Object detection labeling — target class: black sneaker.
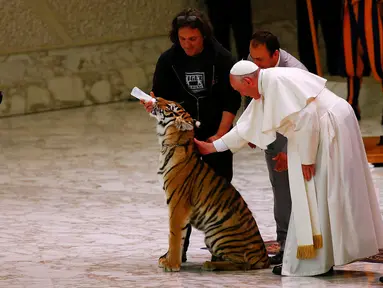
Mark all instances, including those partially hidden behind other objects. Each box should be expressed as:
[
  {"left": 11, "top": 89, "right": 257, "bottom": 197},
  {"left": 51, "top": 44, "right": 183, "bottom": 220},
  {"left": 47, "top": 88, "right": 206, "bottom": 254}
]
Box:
[
  {"left": 272, "top": 264, "right": 282, "bottom": 275},
  {"left": 269, "top": 251, "right": 283, "bottom": 265}
]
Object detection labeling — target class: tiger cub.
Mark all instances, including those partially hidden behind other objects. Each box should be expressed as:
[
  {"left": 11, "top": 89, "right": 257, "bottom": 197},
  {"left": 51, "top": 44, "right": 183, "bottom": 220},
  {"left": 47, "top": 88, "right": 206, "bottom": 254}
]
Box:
[{"left": 149, "top": 97, "right": 270, "bottom": 272}]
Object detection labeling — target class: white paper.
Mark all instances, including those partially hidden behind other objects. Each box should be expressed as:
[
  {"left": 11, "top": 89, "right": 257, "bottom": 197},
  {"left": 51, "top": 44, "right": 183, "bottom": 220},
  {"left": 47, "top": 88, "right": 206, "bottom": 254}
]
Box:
[{"left": 130, "top": 87, "right": 156, "bottom": 102}]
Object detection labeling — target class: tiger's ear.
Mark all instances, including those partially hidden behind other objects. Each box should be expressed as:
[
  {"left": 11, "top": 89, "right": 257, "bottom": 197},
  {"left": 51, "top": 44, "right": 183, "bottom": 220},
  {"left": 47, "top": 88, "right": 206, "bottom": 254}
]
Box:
[{"left": 175, "top": 116, "right": 194, "bottom": 131}]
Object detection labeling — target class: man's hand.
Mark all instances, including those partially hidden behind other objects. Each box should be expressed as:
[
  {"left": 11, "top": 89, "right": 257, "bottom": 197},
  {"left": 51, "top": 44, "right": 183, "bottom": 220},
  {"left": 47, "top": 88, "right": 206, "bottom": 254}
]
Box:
[
  {"left": 140, "top": 91, "right": 156, "bottom": 113},
  {"left": 248, "top": 142, "right": 256, "bottom": 149},
  {"left": 302, "top": 164, "right": 315, "bottom": 181},
  {"left": 273, "top": 152, "right": 288, "bottom": 172},
  {"left": 194, "top": 138, "right": 217, "bottom": 155}
]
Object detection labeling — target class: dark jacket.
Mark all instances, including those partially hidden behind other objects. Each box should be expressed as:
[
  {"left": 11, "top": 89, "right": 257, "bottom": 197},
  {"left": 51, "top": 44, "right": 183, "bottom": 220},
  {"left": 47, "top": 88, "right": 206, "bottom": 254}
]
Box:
[{"left": 152, "top": 39, "right": 242, "bottom": 141}]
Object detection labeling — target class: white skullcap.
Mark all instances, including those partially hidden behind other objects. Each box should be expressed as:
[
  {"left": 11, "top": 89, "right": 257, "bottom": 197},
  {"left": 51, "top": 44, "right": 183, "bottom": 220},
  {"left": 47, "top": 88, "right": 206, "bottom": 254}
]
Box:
[{"left": 230, "top": 60, "right": 259, "bottom": 76}]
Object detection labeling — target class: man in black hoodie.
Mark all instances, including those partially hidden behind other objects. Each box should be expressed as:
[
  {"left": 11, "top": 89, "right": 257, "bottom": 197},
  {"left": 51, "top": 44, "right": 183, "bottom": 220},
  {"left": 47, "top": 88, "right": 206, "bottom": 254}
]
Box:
[{"left": 143, "top": 8, "right": 241, "bottom": 262}]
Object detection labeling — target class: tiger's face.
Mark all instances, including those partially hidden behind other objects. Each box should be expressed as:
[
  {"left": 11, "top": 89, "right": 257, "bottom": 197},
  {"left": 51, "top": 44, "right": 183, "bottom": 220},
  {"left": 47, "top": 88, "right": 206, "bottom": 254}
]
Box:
[{"left": 150, "top": 97, "right": 200, "bottom": 131}]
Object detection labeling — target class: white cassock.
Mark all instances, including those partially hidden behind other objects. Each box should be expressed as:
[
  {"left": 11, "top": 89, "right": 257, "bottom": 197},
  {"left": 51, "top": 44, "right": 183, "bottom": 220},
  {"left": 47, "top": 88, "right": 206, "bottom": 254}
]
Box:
[{"left": 215, "top": 67, "right": 383, "bottom": 276}]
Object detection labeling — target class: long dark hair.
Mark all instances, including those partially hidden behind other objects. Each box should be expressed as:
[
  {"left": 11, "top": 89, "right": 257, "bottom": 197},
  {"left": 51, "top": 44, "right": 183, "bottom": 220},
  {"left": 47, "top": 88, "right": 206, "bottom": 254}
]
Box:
[{"left": 169, "top": 8, "right": 214, "bottom": 44}]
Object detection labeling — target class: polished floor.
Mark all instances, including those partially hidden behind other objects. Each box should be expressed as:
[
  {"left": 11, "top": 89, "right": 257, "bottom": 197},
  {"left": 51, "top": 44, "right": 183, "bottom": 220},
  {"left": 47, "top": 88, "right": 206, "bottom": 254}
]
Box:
[{"left": 1, "top": 89, "right": 383, "bottom": 287}]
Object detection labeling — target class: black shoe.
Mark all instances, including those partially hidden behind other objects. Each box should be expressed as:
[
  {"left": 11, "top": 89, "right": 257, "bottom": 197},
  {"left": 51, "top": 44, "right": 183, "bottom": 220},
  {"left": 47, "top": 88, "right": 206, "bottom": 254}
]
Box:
[
  {"left": 380, "top": 276, "right": 383, "bottom": 283},
  {"left": 160, "top": 251, "right": 187, "bottom": 263},
  {"left": 272, "top": 264, "right": 282, "bottom": 275},
  {"left": 211, "top": 255, "right": 224, "bottom": 261},
  {"left": 269, "top": 251, "right": 284, "bottom": 265}
]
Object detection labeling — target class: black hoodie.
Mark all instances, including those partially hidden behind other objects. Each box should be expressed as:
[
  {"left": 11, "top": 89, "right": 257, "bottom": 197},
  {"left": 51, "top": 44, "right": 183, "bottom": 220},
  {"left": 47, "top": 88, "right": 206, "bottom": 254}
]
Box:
[{"left": 151, "top": 39, "right": 242, "bottom": 141}]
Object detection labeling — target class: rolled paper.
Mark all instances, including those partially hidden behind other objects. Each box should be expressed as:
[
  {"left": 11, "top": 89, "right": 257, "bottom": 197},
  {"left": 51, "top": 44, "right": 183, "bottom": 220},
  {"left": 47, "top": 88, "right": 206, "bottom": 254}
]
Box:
[{"left": 130, "top": 87, "right": 156, "bottom": 103}]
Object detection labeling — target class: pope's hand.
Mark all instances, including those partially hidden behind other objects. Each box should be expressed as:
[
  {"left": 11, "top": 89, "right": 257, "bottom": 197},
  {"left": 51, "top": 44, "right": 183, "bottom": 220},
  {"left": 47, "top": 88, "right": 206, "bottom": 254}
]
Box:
[
  {"left": 194, "top": 138, "right": 217, "bottom": 155},
  {"left": 140, "top": 91, "right": 156, "bottom": 112},
  {"left": 302, "top": 164, "right": 315, "bottom": 181}
]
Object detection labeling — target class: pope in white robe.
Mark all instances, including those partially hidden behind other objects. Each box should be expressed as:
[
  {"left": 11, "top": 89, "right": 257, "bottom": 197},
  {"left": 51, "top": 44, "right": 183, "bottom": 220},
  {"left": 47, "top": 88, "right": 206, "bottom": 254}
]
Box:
[{"left": 194, "top": 60, "right": 383, "bottom": 276}]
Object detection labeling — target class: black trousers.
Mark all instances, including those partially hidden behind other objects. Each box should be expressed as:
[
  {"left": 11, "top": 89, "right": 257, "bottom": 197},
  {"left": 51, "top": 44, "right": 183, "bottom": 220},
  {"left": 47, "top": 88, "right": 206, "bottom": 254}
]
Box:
[
  {"left": 296, "top": 0, "right": 343, "bottom": 75},
  {"left": 202, "top": 150, "right": 233, "bottom": 182},
  {"left": 205, "top": 0, "right": 253, "bottom": 60}
]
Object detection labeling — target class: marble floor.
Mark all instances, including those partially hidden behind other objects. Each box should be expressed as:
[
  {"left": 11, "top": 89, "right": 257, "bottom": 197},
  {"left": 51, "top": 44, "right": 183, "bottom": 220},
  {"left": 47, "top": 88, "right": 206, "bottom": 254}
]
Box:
[{"left": 1, "top": 80, "right": 383, "bottom": 287}]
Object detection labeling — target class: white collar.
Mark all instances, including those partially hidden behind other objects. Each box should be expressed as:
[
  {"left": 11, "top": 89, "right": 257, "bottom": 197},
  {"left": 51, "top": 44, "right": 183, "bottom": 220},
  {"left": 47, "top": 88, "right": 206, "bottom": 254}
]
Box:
[
  {"left": 258, "top": 69, "right": 264, "bottom": 95},
  {"left": 258, "top": 51, "right": 279, "bottom": 96},
  {"left": 275, "top": 50, "right": 281, "bottom": 67}
]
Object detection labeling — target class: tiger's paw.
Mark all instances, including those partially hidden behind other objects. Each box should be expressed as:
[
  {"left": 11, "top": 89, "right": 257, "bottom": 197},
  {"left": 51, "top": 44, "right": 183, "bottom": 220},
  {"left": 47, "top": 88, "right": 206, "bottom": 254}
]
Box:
[
  {"left": 202, "top": 261, "right": 217, "bottom": 271},
  {"left": 158, "top": 257, "right": 181, "bottom": 272}
]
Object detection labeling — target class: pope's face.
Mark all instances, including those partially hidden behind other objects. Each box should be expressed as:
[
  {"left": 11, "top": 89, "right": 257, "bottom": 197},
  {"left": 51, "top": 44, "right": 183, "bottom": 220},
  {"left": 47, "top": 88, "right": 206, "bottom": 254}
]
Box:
[
  {"left": 230, "top": 74, "right": 261, "bottom": 100},
  {"left": 230, "top": 75, "right": 247, "bottom": 97},
  {"left": 230, "top": 75, "right": 246, "bottom": 96}
]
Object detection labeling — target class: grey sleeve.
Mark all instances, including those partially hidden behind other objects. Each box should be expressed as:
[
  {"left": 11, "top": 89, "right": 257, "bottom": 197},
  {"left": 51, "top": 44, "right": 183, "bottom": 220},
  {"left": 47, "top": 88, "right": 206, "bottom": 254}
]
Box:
[
  {"left": 280, "top": 49, "right": 308, "bottom": 71},
  {"left": 292, "top": 61, "right": 308, "bottom": 71}
]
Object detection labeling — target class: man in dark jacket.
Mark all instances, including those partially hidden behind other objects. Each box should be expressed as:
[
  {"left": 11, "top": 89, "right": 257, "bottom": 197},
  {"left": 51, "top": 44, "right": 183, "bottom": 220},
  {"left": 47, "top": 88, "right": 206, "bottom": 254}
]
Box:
[{"left": 144, "top": 8, "right": 241, "bottom": 262}]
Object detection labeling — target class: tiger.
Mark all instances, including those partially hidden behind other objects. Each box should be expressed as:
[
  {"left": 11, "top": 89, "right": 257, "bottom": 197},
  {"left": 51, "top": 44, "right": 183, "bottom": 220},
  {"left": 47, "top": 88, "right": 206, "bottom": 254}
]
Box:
[{"left": 148, "top": 97, "right": 270, "bottom": 272}]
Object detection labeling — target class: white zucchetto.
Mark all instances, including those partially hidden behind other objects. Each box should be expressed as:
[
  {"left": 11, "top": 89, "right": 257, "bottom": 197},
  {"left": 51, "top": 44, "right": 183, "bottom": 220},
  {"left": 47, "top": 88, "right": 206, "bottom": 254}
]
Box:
[{"left": 230, "top": 60, "right": 259, "bottom": 76}]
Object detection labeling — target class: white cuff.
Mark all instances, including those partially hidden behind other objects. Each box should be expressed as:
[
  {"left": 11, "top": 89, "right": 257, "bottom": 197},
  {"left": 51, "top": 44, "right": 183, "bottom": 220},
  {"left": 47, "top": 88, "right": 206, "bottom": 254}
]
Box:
[
  {"left": 213, "top": 139, "right": 229, "bottom": 152},
  {"left": 220, "top": 126, "right": 248, "bottom": 153}
]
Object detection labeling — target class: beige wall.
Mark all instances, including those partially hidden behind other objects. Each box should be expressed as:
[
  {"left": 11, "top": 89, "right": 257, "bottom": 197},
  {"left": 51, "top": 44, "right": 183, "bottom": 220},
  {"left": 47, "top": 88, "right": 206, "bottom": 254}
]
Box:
[
  {"left": 0, "top": 0, "right": 328, "bottom": 117},
  {"left": 0, "top": 0, "right": 200, "bottom": 117},
  {"left": 0, "top": 0, "right": 200, "bottom": 55}
]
